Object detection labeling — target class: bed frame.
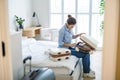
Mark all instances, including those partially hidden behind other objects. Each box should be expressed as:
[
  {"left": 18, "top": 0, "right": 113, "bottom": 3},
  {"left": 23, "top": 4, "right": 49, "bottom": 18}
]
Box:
[{"left": 26, "top": 59, "right": 83, "bottom": 80}]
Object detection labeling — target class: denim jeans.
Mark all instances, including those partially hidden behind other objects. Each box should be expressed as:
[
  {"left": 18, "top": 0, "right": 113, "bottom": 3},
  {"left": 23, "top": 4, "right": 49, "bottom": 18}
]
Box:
[{"left": 69, "top": 47, "right": 90, "bottom": 73}]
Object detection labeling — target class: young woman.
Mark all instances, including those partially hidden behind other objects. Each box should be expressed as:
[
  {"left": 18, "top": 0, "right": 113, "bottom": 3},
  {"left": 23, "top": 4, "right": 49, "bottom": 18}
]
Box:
[{"left": 58, "top": 15, "right": 95, "bottom": 78}]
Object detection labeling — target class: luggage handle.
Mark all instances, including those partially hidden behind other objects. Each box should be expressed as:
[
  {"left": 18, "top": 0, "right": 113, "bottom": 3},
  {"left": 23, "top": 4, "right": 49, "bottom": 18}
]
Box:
[
  {"left": 23, "top": 56, "right": 32, "bottom": 64},
  {"left": 23, "top": 56, "right": 32, "bottom": 76}
]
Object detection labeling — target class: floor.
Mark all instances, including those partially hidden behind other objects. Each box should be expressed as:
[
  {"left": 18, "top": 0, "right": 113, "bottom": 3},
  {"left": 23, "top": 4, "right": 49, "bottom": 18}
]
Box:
[{"left": 82, "top": 51, "right": 102, "bottom": 80}]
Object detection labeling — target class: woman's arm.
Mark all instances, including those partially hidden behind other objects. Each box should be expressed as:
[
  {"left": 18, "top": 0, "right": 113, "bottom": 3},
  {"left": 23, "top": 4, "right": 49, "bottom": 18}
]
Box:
[
  {"left": 72, "top": 33, "right": 85, "bottom": 39},
  {"left": 64, "top": 42, "right": 76, "bottom": 47},
  {"left": 58, "top": 30, "right": 64, "bottom": 46},
  {"left": 58, "top": 30, "right": 76, "bottom": 47},
  {"left": 72, "top": 34, "right": 80, "bottom": 39}
]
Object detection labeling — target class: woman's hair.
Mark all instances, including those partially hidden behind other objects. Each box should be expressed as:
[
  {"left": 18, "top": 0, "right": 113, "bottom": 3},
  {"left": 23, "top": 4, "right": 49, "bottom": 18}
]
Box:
[{"left": 67, "top": 15, "right": 76, "bottom": 25}]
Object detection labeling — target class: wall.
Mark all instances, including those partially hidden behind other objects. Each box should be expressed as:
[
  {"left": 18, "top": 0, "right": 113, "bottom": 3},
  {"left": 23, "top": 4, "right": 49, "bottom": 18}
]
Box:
[
  {"left": 8, "top": 0, "right": 33, "bottom": 79},
  {"left": 102, "top": 0, "right": 120, "bottom": 80},
  {"left": 10, "top": 32, "right": 23, "bottom": 80},
  {"left": 32, "top": 0, "right": 49, "bottom": 27},
  {"left": 8, "top": 0, "right": 33, "bottom": 31},
  {"left": 8, "top": 0, "right": 49, "bottom": 30}
]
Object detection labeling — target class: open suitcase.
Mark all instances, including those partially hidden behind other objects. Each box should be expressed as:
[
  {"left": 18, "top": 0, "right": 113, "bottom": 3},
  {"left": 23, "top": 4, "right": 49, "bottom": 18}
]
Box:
[
  {"left": 21, "top": 56, "right": 55, "bottom": 80},
  {"left": 75, "top": 34, "right": 98, "bottom": 53}
]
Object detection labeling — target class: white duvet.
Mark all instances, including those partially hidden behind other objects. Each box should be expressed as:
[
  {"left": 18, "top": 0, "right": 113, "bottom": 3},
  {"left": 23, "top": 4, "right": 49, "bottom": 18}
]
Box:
[{"left": 22, "top": 38, "right": 78, "bottom": 70}]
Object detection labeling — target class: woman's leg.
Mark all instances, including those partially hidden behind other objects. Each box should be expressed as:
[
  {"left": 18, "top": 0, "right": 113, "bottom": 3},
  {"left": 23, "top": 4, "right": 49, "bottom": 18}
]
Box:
[{"left": 69, "top": 47, "right": 90, "bottom": 73}]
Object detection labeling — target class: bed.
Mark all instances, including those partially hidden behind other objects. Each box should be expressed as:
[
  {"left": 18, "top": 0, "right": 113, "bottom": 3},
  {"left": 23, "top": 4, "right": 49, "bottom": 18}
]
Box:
[{"left": 22, "top": 37, "right": 83, "bottom": 80}]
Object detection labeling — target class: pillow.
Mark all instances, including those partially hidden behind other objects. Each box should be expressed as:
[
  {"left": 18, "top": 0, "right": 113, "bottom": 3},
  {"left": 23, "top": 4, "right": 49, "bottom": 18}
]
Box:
[{"left": 48, "top": 48, "right": 71, "bottom": 61}]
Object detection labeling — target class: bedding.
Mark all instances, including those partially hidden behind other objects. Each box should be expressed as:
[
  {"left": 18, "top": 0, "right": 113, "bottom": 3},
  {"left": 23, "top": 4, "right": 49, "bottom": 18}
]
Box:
[
  {"left": 22, "top": 38, "right": 82, "bottom": 80},
  {"left": 22, "top": 40, "right": 78, "bottom": 70}
]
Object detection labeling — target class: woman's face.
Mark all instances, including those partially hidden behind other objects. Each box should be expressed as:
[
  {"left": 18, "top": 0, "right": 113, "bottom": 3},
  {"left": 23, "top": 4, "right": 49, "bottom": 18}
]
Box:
[{"left": 67, "top": 24, "right": 75, "bottom": 29}]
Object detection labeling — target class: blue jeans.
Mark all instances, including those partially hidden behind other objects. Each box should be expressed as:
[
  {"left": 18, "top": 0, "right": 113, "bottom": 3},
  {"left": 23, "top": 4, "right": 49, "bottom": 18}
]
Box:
[{"left": 69, "top": 47, "right": 90, "bottom": 73}]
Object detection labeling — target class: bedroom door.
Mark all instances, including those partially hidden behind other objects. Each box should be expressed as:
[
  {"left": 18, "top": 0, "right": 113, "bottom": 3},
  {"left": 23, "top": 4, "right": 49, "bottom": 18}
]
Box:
[
  {"left": 0, "top": 27, "right": 4, "bottom": 80},
  {"left": 0, "top": 0, "right": 12, "bottom": 80}
]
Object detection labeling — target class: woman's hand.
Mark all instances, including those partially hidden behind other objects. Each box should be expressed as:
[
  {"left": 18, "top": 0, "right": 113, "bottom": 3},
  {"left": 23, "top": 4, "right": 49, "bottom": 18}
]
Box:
[
  {"left": 64, "top": 43, "right": 76, "bottom": 47},
  {"left": 70, "top": 43, "right": 77, "bottom": 47},
  {"left": 73, "top": 33, "right": 86, "bottom": 39},
  {"left": 78, "top": 33, "right": 86, "bottom": 36}
]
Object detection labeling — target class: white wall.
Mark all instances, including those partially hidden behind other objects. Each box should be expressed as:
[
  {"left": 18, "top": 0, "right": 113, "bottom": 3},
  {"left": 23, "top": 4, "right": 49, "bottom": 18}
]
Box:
[
  {"left": 32, "top": 0, "right": 49, "bottom": 27},
  {"left": 8, "top": 0, "right": 49, "bottom": 31},
  {"left": 8, "top": 0, "right": 33, "bottom": 79},
  {"left": 8, "top": 0, "right": 33, "bottom": 31},
  {"left": 10, "top": 32, "right": 23, "bottom": 80}
]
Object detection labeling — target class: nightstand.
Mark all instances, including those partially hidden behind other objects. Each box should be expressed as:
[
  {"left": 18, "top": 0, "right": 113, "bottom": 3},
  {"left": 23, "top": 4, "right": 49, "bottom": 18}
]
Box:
[{"left": 22, "top": 27, "right": 42, "bottom": 38}]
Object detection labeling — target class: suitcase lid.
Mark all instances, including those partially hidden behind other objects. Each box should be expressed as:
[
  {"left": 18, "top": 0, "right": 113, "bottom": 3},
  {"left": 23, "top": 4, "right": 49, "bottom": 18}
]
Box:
[{"left": 80, "top": 34, "right": 98, "bottom": 50}]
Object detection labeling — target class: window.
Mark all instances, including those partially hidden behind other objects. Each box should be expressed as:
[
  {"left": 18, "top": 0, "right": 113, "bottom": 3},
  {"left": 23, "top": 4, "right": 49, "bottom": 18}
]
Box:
[{"left": 50, "top": 0, "right": 103, "bottom": 42}]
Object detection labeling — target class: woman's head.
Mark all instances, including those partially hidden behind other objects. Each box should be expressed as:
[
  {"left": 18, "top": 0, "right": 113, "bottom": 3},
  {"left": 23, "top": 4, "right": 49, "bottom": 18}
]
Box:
[{"left": 66, "top": 15, "right": 76, "bottom": 29}]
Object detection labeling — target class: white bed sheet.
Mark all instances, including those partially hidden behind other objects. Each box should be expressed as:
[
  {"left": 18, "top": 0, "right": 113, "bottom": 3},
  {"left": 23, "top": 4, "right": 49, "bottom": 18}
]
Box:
[{"left": 22, "top": 38, "right": 78, "bottom": 70}]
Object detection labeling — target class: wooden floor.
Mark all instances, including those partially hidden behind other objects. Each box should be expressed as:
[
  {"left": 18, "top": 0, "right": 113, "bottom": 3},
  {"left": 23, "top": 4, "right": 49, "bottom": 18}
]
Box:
[{"left": 82, "top": 51, "right": 102, "bottom": 80}]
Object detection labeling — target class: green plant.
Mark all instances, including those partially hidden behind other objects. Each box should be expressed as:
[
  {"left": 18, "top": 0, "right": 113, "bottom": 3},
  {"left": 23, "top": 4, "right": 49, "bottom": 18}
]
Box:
[
  {"left": 99, "top": 0, "right": 105, "bottom": 35},
  {"left": 100, "top": 21, "right": 104, "bottom": 35},
  {"left": 15, "top": 15, "right": 25, "bottom": 25},
  {"left": 99, "top": 0, "right": 105, "bottom": 15}
]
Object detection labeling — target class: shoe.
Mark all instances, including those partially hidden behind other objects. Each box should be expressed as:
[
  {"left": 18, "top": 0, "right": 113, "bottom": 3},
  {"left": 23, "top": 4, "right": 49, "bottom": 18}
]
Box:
[
  {"left": 90, "top": 70, "right": 95, "bottom": 74},
  {"left": 83, "top": 71, "right": 95, "bottom": 79}
]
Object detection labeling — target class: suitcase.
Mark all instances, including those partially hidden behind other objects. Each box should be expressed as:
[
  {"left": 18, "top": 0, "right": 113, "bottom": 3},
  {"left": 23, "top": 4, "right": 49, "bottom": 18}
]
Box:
[
  {"left": 75, "top": 34, "right": 98, "bottom": 54},
  {"left": 48, "top": 48, "right": 71, "bottom": 61},
  {"left": 75, "top": 42, "right": 92, "bottom": 53},
  {"left": 21, "top": 56, "right": 55, "bottom": 80},
  {"left": 80, "top": 34, "right": 98, "bottom": 50}
]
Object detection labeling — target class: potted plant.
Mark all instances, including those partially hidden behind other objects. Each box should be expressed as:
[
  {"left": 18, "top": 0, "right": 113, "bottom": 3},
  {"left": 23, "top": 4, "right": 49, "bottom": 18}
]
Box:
[{"left": 15, "top": 15, "right": 25, "bottom": 30}]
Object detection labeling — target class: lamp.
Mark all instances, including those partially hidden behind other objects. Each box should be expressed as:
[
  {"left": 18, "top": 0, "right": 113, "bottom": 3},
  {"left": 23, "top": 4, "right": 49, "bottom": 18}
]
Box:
[{"left": 32, "top": 12, "right": 41, "bottom": 27}]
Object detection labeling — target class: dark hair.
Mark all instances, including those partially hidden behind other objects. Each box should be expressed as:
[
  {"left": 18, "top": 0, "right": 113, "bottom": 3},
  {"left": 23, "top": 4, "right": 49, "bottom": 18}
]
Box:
[{"left": 67, "top": 15, "right": 76, "bottom": 25}]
